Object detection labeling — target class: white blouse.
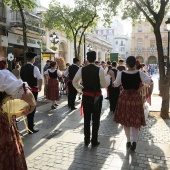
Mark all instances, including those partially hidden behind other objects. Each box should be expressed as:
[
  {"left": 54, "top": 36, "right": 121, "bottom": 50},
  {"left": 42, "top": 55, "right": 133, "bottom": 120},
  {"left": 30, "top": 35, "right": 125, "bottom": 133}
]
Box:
[
  {"left": 44, "top": 69, "right": 62, "bottom": 77},
  {"left": 113, "top": 70, "right": 153, "bottom": 87},
  {"left": 73, "top": 64, "right": 111, "bottom": 93},
  {"left": 0, "top": 70, "right": 27, "bottom": 99}
]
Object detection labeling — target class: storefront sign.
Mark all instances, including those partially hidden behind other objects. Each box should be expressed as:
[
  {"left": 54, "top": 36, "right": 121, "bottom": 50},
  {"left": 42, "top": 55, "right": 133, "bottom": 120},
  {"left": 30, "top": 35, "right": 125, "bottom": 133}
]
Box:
[{"left": 8, "top": 33, "right": 41, "bottom": 48}]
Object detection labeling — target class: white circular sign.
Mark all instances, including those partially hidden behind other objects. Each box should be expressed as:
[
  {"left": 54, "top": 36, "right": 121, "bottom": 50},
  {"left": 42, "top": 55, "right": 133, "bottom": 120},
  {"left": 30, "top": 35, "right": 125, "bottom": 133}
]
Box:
[{"left": 8, "top": 53, "right": 14, "bottom": 61}]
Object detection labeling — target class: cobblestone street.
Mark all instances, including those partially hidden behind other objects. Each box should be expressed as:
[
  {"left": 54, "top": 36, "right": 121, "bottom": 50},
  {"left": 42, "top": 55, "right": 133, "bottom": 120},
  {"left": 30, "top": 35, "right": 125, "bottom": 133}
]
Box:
[{"left": 17, "top": 73, "right": 170, "bottom": 170}]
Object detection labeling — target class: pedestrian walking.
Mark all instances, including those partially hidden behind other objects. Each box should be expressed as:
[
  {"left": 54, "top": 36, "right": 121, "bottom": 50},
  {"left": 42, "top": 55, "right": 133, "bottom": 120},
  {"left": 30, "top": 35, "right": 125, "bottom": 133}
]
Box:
[
  {"left": 44, "top": 61, "right": 62, "bottom": 109},
  {"left": 117, "top": 59, "right": 126, "bottom": 71},
  {"left": 113, "top": 56, "right": 153, "bottom": 151},
  {"left": 64, "top": 58, "right": 80, "bottom": 110},
  {"left": 0, "top": 65, "right": 36, "bottom": 170},
  {"left": 73, "top": 51, "right": 112, "bottom": 147},
  {"left": 20, "top": 51, "right": 43, "bottom": 134}
]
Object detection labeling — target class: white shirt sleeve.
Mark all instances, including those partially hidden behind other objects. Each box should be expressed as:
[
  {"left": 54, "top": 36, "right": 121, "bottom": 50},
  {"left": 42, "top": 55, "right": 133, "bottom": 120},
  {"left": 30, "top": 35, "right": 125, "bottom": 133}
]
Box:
[
  {"left": 99, "top": 68, "right": 110, "bottom": 88},
  {"left": 72, "top": 68, "right": 83, "bottom": 93},
  {"left": 44, "top": 69, "right": 49, "bottom": 75},
  {"left": 113, "top": 71, "right": 122, "bottom": 87},
  {"left": 64, "top": 67, "right": 69, "bottom": 77},
  {"left": 139, "top": 71, "right": 153, "bottom": 85},
  {"left": 57, "top": 70, "right": 62, "bottom": 77},
  {"left": 0, "top": 70, "right": 24, "bottom": 98},
  {"left": 34, "top": 66, "right": 43, "bottom": 80}
]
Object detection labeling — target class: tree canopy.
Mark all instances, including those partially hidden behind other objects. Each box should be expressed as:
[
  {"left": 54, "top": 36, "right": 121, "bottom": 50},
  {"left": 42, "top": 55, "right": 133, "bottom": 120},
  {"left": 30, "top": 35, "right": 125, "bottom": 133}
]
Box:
[{"left": 115, "top": 0, "right": 170, "bottom": 117}]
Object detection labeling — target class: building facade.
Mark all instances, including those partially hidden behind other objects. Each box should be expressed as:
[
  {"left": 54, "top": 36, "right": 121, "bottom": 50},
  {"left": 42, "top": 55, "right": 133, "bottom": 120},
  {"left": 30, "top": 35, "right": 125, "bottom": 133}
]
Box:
[
  {"left": 0, "top": 0, "right": 44, "bottom": 71},
  {"left": 0, "top": 0, "right": 8, "bottom": 61},
  {"left": 95, "top": 21, "right": 131, "bottom": 60},
  {"left": 131, "top": 19, "right": 169, "bottom": 64}
]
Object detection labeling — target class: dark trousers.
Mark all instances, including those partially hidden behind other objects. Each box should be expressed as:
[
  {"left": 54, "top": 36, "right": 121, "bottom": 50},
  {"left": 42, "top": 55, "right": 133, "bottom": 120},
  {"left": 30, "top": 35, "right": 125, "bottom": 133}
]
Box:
[
  {"left": 82, "top": 95, "right": 103, "bottom": 144},
  {"left": 27, "top": 92, "right": 38, "bottom": 130},
  {"left": 108, "top": 87, "right": 120, "bottom": 113},
  {"left": 67, "top": 82, "right": 77, "bottom": 109}
]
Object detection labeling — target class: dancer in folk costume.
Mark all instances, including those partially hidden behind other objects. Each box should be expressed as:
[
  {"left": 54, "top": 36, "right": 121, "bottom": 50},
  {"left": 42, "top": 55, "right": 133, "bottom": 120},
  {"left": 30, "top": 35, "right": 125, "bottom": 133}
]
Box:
[
  {"left": 44, "top": 61, "right": 62, "bottom": 109},
  {"left": 113, "top": 56, "right": 153, "bottom": 151},
  {"left": 73, "top": 51, "right": 113, "bottom": 147},
  {"left": 64, "top": 58, "right": 80, "bottom": 110},
  {"left": 0, "top": 62, "right": 36, "bottom": 170},
  {"left": 20, "top": 51, "right": 43, "bottom": 134},
  {"left": 107, "top": 61, "right": 120, "bottom": 113}
]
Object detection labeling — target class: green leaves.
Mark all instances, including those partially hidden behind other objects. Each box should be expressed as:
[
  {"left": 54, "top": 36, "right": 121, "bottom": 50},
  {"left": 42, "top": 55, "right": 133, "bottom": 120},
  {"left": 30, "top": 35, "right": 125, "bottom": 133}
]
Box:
[{"left": 4, "top": 0, "right": 37, "bottom": 11}]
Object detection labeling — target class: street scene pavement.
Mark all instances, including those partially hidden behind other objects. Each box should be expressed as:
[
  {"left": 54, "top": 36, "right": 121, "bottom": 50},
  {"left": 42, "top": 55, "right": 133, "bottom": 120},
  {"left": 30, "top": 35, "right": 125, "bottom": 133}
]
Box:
[{"left": 17, "top": 73, "right": 170, "bottom": 170}]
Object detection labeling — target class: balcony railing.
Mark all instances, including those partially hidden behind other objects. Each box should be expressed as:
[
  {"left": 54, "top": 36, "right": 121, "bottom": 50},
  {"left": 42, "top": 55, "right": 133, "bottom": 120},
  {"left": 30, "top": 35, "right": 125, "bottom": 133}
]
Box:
[
  {"left": 10, "top": 11, "right": 45, "bottom": 35},
  {"left": 0, "top": 2, "right": 6, "bottom": 23}
]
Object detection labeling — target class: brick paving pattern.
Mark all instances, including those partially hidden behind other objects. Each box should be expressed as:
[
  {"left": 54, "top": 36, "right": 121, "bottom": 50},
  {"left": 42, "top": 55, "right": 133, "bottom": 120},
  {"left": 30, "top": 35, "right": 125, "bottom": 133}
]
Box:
[{"left": 21, "top": 73, "right": 170, "bottom": 170}]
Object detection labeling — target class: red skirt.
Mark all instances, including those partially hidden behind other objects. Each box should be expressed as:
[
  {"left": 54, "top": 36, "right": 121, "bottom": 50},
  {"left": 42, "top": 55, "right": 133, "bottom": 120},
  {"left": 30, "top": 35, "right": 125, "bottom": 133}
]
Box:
[
  {"left": 114, "top": 89, "right": 146, "bottom": 128},
  {"left": 0, "top": 111, "right": 27, "bottom": 170},
  {"left": 46, "top": 78, "right": 59, "bottom": 100}
]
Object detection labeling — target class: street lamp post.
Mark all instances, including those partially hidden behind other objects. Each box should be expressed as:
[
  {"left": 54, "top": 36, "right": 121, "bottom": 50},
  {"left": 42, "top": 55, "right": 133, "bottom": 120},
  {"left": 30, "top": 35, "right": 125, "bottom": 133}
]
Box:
[
  {"left": 87, "top": 44, "right": 93, "bottom": 51},
  {"left": 165, "top": 18, "right": 170, "bottom": 67},
  {"left": 49, "top": 32, "right": 59, "bottom": 46}
]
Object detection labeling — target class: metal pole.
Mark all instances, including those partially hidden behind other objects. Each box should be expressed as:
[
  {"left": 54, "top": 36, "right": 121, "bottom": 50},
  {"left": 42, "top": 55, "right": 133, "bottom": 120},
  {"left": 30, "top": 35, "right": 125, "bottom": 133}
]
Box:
[
  {"left": 168, "top": 31, "right": 170, "bottom": 67},
  {"left": 84, "top": 34, "right": 86, "bottom": 63}
]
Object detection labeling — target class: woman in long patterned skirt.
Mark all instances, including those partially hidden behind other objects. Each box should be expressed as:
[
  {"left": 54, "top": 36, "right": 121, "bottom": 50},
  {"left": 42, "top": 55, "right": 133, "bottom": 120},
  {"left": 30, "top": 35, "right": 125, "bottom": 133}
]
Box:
[
  {"left": 0, "top": 62, "right": 36, "bottom": 170},
  {"left": 44, "top": 62, "right": 62, "bottom": 109},
  {"left": 112, "top": 56, "right": 153, "bottom": 151}
]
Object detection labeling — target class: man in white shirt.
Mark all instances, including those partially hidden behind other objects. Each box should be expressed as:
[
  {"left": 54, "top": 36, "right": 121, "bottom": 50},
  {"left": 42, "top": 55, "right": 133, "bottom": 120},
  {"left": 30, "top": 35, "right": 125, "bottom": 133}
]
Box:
[
  {"left": 73, "top": 51, "right": 113, "bottom": 147},
  {"left": 20, "top": 51, "right": 43, "bottom": 134}
]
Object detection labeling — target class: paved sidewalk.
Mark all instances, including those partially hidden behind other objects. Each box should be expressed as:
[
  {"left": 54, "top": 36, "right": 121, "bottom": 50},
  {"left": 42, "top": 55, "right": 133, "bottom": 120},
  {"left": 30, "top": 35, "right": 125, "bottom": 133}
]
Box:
[{"left": 19, "top": 73, "right": 170, "bottom": 170}]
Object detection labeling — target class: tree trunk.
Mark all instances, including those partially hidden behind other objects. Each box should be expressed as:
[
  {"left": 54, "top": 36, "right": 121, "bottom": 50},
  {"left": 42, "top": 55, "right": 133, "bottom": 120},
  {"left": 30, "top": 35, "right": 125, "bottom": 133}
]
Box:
[
  {"left": 160, "top": 72, "right": 170, "bottom": 118},
  {"left": 154, "top": 29, "right": 170, "bottom": 118},
  {"left": 15, "top": 0, "right": 28, "bottom": 60},
  {"left": 74, "top": 36, "right": 78, "bottom": 58}
]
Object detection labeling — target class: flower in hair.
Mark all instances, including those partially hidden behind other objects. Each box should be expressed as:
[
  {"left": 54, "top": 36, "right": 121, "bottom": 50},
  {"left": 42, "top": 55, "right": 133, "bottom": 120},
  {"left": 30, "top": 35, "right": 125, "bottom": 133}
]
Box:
[{"left": 0, "top": 62, "right": 5, "bottom": 68}]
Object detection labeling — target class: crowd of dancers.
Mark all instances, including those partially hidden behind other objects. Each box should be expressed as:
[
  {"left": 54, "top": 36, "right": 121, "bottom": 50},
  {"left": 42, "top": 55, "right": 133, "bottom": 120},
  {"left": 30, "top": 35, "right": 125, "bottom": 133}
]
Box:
[{"left": 0, "top": 51, "right": 153, "bottom": 169}]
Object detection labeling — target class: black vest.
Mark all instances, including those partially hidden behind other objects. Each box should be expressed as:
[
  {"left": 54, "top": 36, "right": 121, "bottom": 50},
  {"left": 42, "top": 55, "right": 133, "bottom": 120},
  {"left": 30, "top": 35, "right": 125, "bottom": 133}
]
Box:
[
  {"left": 48, "top": 70, "right": 58, "bottom": 78},
  {"left": 82, "top": 64, "right": 101, "bottom": 92},
  {"left": 121, "top": 71, "right": 141, "bottom": 90},
  {"left": 68, "top": 64, "right": 79, "bottom": 80},
  {"left": 109, "top": 68, "right": 118, "bottom": 87},
  {"left": 20, "top": 64, "right": 37, "bottom": 88}
]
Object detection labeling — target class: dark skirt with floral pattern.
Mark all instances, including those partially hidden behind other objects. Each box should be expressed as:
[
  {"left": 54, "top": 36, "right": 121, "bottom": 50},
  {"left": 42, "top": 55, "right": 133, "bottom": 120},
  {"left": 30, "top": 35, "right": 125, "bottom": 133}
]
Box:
[
  {"left": 0, "top": 111, "right": 27, "bottom": 170},
  {"left": 114, "top": 89, "right": 146, "bottom": 128},
  {"left": 46, "top": 78, "right": 59, "bottom": 100}
]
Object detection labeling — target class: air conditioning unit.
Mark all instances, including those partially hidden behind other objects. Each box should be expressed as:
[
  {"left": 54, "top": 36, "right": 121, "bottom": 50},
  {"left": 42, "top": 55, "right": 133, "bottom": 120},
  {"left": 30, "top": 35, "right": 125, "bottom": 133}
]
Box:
[{"left": 0, "top": 36, "right": 8, "bottom": 47}]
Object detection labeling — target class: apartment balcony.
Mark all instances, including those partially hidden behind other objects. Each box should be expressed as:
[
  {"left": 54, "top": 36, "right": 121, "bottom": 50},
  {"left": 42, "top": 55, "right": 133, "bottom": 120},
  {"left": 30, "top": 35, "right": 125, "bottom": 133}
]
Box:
[
  {"left": 9, "top": 11, "right": 45, "bottom": 35},
  {"left": 0, "top": 2, "right": 6, "bottom": 23}
]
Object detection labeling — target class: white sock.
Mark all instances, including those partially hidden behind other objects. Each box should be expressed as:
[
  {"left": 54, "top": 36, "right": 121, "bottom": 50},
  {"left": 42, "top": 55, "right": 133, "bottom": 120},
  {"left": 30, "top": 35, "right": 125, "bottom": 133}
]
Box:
[
  {"left": 132, "top": 127, "right": 139, "bottom": 142},
  {"left": 124, "top": 126, "right": 131, "bottom": 142}
]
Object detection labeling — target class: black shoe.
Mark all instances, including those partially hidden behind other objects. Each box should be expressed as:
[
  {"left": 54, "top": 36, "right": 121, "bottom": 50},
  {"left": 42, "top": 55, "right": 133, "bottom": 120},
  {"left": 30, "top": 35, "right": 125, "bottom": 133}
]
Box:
[
  {"left": 105, "top": 97, "right": 109, "bottom": 99},
  {"left": 84, "top": 142, "right": 90, "bottom": 147},
  {"left": 130, "top": 142, "right": 136, "bottom": 151},
  {"left": 91, "top": 141, "right": 100, "bottom": 147},
  {"left": 55, "top": 104, "right": 59, "bottom": 106},
  {"left": 28, "top": 129, "right": 39, "bottom": 134},
  {"left": 51, "top": 105, "right": 56, "bottom": 110},
  {"left": 71, "top": 107, "right": 77, "bottom": 110},
  {"left": 126, "top": 142, "right": 131, "bottom": 148}
]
